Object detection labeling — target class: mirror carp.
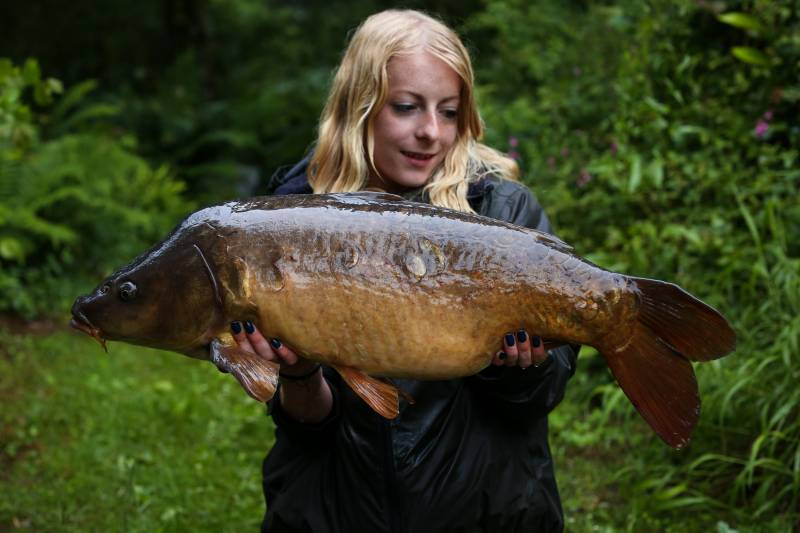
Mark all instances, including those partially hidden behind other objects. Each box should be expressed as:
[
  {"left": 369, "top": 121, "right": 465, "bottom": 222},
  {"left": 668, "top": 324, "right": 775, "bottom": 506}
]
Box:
[{"left": 71, "top": 192, "right": 736, "bottom": 448}]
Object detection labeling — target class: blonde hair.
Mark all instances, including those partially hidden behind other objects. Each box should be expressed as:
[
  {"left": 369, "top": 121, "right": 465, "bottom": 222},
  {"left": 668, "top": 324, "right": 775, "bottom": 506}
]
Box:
[{"left": 309, "top": 9, "right": 519, "bottom": 212}]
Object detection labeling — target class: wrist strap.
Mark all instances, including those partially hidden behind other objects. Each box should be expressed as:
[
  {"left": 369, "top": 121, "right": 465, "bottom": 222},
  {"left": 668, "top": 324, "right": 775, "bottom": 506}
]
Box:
[{"left": 279, "top": 363, "right": 322, "bottom": 381}]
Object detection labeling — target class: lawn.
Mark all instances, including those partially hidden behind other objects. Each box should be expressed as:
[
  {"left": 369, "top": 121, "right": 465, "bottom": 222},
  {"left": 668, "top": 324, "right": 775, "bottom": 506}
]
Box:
[
  {"left": 1, "top": 326, "right": 273, "bottom": 532},
  {"left": 0, "top": 324, "right": 781, "bottom": 532}
]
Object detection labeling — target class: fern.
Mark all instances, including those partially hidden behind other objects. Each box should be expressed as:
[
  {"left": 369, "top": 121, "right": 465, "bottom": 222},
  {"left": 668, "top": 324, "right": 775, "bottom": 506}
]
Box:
[{"left": 0, "top": 59, "right": 192, "bottom": 317}]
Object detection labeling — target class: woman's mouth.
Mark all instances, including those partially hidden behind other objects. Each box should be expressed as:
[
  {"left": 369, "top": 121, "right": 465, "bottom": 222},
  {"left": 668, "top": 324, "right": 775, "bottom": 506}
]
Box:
[{"left": 401, "top": 151, "right": 436, "bottom": 166}]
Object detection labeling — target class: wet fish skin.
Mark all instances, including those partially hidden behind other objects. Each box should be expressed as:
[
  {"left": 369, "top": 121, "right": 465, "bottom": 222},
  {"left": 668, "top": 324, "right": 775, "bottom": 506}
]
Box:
[
  {"left": 217, "top": 198, "right": 629, "bottom": 377},
  {"left": 71, "top": 192, "right": 736, "bottom": 448}
]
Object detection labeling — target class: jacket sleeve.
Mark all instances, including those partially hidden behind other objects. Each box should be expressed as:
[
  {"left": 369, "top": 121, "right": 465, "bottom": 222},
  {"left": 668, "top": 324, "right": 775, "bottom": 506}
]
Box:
[{"left": 467, "top": 180, "right": 579, "bottom": 420}]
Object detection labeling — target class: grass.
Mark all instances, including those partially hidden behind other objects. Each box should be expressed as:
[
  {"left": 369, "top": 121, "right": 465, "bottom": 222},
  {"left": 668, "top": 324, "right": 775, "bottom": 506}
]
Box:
[
  {"left": 0, "top": 324, "right": 795, "bottom": 531},
  {"left": 0, "top": 326, "right": 274, "bottom": 532}
]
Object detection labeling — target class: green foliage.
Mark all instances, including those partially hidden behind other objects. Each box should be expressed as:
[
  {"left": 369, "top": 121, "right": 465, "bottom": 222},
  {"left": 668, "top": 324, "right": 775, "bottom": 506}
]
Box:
[
  {"left": 470, "top": 0, "right": 799, "bottom": 527},
  {"left": 0, "top": 329, "right": 273, "bottom": 531},
  {"left": 0, "top": 59, "right": 192, "bottom": 317}
]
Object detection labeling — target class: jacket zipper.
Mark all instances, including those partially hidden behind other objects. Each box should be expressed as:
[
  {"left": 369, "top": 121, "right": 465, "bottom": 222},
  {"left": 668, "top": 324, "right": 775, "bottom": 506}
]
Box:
[{"left": 382, "top": 418, "right": 403, "bottom": 533}]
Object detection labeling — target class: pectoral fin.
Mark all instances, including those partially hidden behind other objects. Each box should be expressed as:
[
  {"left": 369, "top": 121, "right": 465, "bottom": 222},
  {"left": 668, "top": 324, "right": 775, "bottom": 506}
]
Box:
[
  {"left": 333, "top": 365, "right": 400, "bottom": 419},
  {"left": 210, "top": 339, "right": 279, "bottom": 402}
]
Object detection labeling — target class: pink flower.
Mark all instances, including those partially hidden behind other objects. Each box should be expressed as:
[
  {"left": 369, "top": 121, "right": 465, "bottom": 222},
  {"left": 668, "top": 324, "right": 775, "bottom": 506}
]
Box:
[
  {"left": 508, "top": 137, "right": 519, "bottom": 147},
  {"left": 576, "top": 169, "right": 592, "bottom": 188},
  {"left": 509, "top": 151, "right": 521, "bottom": 160},
  {"left": 762, "top": 110, "right": 773, "bottom": 121},
  {"left": 755, "top": 120, "right": 769, "bottom": 138},
  {"left": 547, "top": 157, "right": 556, "bottom": 169},
  {"left": 560, "top": 147, "right": 569, "bottom": 157},
  {"left": 610, "top": 141, "right": 618, "bottom": 155}
]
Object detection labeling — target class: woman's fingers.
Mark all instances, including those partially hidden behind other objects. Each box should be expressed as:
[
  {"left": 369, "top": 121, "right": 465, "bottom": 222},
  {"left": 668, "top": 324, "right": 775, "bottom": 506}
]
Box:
[
  {"left": 231, "top": 320, "right": 305, "bottom": 368},
  {"left": 515, "top": 330, "right": 532, "bottom": 369},
  {"left": 502, "top": 332, "right": 519, "bottom": 367},
  {"left": 268, "top": 337, "right": 300, "bottom": 366},
  {"left": 231, "top": 320, "right": 276, "bottom": 361},
  {"left": 531, "top": 334, "right": 547, "bottom": 366},
  {"left": 499, "top": 330, "right": 547, "bottom": 369},
  {"left": 231, "top": 320, "right": 256, "bottom": 353},
  {"left": 491, "top": 350, "right": 506, "bottom": 366}
]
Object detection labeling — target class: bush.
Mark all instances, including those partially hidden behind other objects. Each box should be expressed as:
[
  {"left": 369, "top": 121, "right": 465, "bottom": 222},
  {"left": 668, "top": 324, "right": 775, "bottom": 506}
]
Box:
[
  {"left": 469, "top": 0, "right": 799, "bottom": 527},
  {"left": 0, "top": 59, "right": 192, "bottom": 317}
]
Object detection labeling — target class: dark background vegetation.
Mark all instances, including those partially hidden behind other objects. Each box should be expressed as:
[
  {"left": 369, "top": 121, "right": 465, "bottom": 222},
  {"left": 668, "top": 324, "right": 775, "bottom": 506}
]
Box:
[{"left": 1, "top": 0, "right": 797, "bottom": 530}]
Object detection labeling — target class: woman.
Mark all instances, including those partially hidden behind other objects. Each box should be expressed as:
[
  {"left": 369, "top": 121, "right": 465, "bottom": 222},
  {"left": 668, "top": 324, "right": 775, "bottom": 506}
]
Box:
[{"left": 232, "top": 10, "right": 578, "bottom": 532}]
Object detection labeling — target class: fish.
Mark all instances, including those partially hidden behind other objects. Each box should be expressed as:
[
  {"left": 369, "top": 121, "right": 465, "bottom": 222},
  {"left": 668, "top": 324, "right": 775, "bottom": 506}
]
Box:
[{"left": 70, "top": 192, "right": 736, "bottom": 448}]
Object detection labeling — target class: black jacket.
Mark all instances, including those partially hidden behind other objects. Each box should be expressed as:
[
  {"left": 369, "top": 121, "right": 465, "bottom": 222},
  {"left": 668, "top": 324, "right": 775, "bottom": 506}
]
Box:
[{"left": 261, "top": 159, "right": 579, "bottom": 533}]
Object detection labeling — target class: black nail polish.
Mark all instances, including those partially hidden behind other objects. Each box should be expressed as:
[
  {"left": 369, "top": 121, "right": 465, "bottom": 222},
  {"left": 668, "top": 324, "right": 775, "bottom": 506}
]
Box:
[
  {"left": 230, "top": 321, "right": 242, "bottom": 334},
  {"left": 270, "top": 338, "right": 282, "bottom": 349},
  {"left": 244, "top": 321, "right": 255, "bottom": 334},
  {"left": 505, "top": 333, "right": 515, "bottom": 346},
  {"left": 517, "top": 330, "right": 528, "bottom": 343},
  {"left": 499, "top": 351, "right": 507, "bottom": 360},
  {"left": 532, "top": 336, "right": 541, "bottom": 348}
]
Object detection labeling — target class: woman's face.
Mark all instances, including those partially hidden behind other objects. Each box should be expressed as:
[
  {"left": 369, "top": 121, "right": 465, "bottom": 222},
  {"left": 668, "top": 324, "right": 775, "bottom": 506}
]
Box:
[{"left": 368, "top": 50, "right": 461, "bottom": 193}]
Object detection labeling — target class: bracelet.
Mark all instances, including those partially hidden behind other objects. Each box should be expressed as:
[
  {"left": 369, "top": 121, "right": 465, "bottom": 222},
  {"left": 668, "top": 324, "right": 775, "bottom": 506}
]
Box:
[
  {"left": 279, "top": 363, "right": 322, "bottom": 381},
  {"left": 533, "top": 353, "right": 551, "bottom": 368}
]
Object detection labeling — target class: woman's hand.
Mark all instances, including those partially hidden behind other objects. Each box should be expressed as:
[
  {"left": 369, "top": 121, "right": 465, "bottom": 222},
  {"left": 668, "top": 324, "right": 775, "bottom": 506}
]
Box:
[
  {"left": 491, "top": 329, "right": 548, "bottom": 369},
  {"left": 230, "top": 320, "right": 317, "bottom": 377},
  {"left": 230, "top": 320, "right": 333, "bottom": 423}
]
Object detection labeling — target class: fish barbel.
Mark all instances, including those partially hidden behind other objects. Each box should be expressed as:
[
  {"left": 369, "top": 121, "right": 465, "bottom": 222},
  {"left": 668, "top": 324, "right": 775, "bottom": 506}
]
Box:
[{"left": 70, "top": 192, "right": 736, "bottom": 448}]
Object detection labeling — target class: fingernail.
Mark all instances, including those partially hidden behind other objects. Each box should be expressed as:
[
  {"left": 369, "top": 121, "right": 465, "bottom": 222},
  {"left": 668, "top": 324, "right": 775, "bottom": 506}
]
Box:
[
  {"left": 270, "top": 338, "right": 282, "bottom": 349},
  {"left": 244, "top": 321, "right": 255, "bottom": 334},
  {"left": 499, "top": 351, "right": 507, "bottom": 360},
  {"left": 532, "top": 336, "right": 541, "bottom": 348},
  {"left": 230, "top": 321, "right": 242, "bottom": 334},
  {"left": 504, "top": 333, "right": 515, "bottom": 346},
  {"left": 517, "top": 330, "right": 527, "bottom": 343}
]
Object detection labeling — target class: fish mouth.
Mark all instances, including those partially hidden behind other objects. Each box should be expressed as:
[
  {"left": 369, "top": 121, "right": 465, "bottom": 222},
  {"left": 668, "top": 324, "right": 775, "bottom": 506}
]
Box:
[{"left": 69, "top": 312, "right": 108, "bottom": 352}]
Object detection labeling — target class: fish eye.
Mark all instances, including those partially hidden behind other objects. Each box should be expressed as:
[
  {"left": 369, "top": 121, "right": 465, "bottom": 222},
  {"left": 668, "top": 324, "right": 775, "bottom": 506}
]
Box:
[{"left": 118, "top": 281, "right": 138, "bottom": 301}]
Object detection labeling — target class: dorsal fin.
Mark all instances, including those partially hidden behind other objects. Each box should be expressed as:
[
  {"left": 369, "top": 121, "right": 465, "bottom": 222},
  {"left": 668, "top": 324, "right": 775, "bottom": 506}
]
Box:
[
  {"left": 517, "top": 227, "right": 573, "bottom": 253},
  {"left": 331, "top": 191, "right": 406, "bottom": 203}
]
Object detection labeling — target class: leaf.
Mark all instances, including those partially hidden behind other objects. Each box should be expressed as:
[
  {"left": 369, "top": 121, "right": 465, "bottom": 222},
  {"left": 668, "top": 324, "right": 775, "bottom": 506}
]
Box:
[
  {"left": 48, "top": 103, "right": 119, "bottom": 136},
  {"left": 644, "top": 97, "right": 669, "bottom": 115},
  {"left": 21, "top": 59, "right": 40, "bottom": 85},
  {"left": 731, "top": 47, "right": 770, "bottom": 66},
  {"left": 718, "top": 12, "right": 766, "bottom": 33},
  {"left": 628, "top": 154, "right": 642, "bottom": 193},
  {"left": 50, "top": 79, "right": 99, "bottom": 122},
  {"left": 646, "top": 158, "right": 664, "bottom": 188},
  {"left": 0, "top": 236, "right": 26, "bottom": 261}
]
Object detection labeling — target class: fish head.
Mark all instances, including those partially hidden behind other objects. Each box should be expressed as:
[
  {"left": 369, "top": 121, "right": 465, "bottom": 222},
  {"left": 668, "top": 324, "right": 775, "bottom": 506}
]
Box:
[{"left": 70, "top": 236, "right": 224, "bottom": 358}]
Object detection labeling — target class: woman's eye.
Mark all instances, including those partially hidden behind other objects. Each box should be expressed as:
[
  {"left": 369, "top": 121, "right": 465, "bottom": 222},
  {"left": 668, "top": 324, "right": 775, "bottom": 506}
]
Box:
[
  {"left": 392, "top": 103, "right": 416, "bottom": 114},
  {"left": 441, "top": 109, "right": 458, "bottom": 120},
  {"left": 118, "top": 281, "right": 138, "bottom": 301}
]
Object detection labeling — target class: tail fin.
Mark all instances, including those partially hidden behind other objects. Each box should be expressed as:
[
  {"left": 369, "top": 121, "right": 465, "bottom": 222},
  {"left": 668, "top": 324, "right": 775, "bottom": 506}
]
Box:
[
  {"left": 599, "top": 277, "right": 736, "bottom": 448},
  {"left": 633, "top": 277, "right": 736, "bottom": 360}
]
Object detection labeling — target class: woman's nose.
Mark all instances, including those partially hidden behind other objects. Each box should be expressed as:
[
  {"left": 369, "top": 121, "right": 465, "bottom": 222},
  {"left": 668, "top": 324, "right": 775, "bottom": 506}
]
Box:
[{"left": 415, "top": 111, "right": 440, "bottom": 141}]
